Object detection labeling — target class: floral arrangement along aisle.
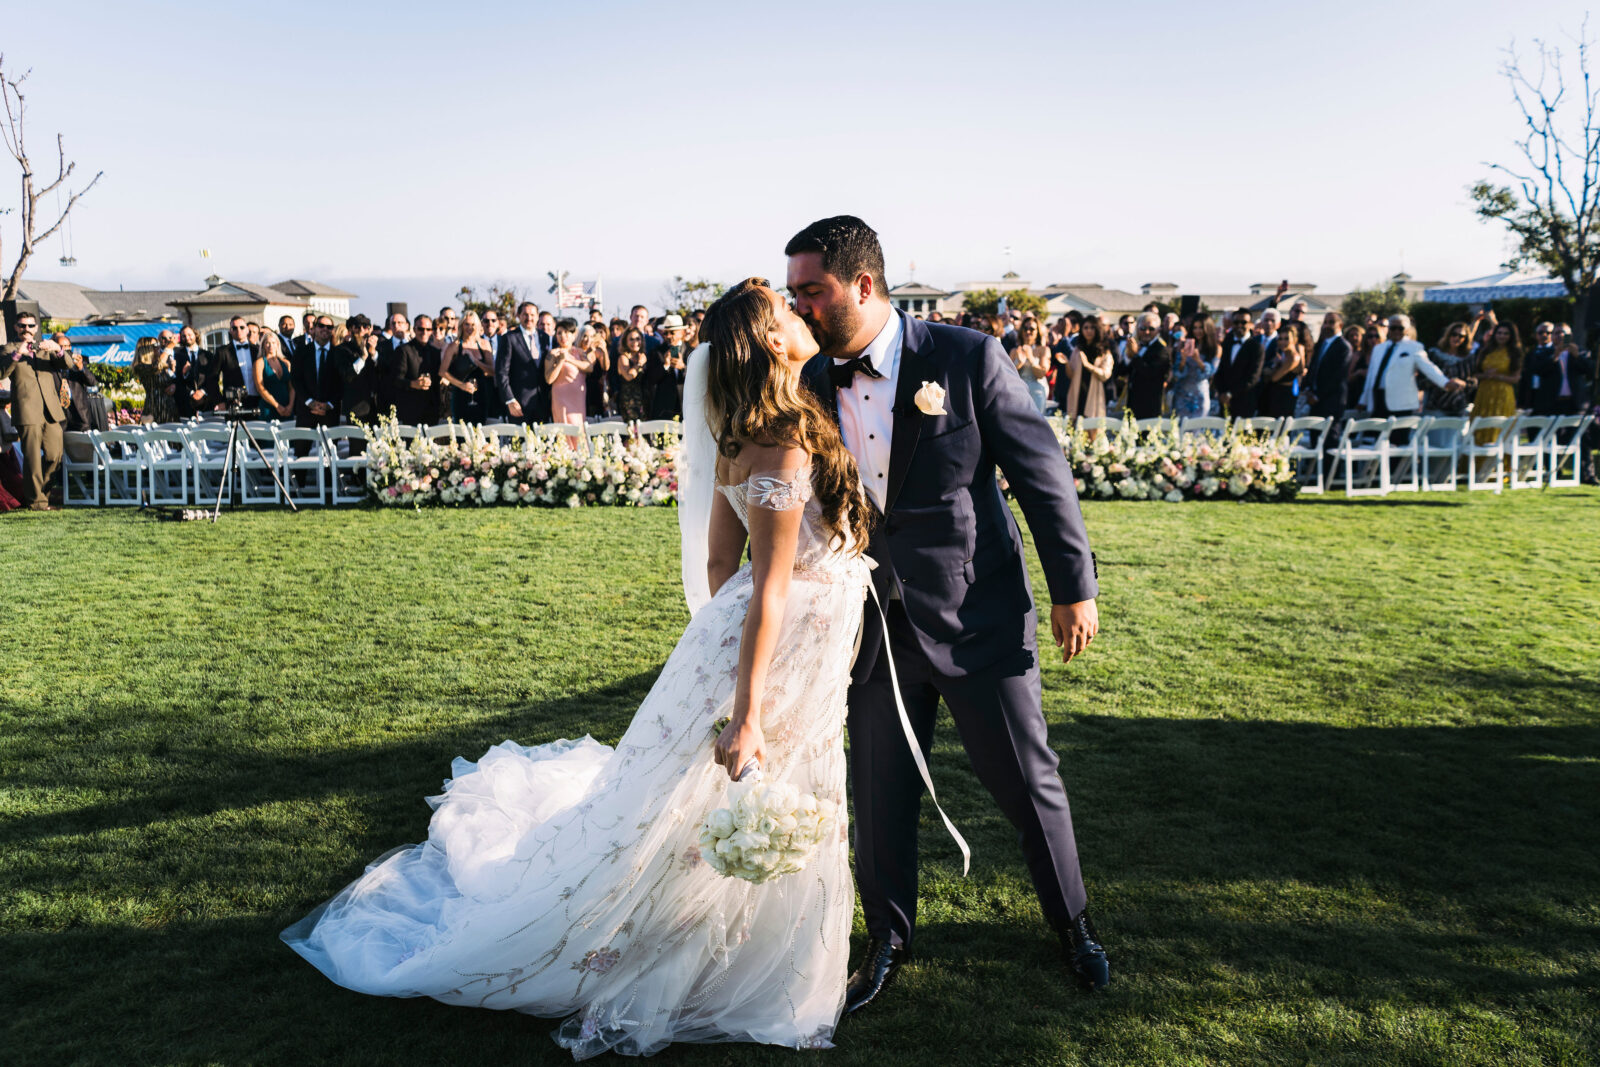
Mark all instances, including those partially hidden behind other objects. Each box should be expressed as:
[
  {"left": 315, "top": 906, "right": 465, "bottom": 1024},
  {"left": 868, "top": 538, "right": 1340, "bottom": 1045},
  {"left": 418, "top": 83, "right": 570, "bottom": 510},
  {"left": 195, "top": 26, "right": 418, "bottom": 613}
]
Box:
[
  {"left": 366, "top": 417, "right": 679, "bottom": 508},
  {"left": 1053, "top": 417, "right": 1300, "bottom": 501}
]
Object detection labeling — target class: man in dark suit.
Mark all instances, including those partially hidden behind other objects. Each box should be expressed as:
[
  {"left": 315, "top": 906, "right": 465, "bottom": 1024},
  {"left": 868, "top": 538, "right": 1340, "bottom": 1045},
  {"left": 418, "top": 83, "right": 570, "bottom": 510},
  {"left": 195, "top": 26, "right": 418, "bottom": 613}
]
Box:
[
  {"left": 294, "top": 314, "right": 340, "bottom": 432},
  {"left": 333, "top": 315, "right": 379, "bottom": 455},
  {"left": 276, "top": 315, "right": 300, "bottom": 365},
  {"left": 216, "top": 316, "right": 261, "bottom": 410},
  {"left": 1306, "top": 312, "right": 1352, "bottom": 479},
  {"left": 173, "top": 326, "right": 214, "bottom": 416},
  {"left": 0, "top": 313, "right": 71, "bottom": 509},
  {"left": 788, "top": 216, "right": 1108, "bottom": 1011},
  {"left": 1215, "top": 308, "right": 1252, "bottom": 413},
  {"left": 1225, "top": 320, "right": 1268, "bottom": 418},
  {"left": 1529, "top": 342, "right": 1594, "bottom": 415},
  {"left": 1528, "top": 343, "right": 1598, "bottom": 483},
  {"left": 1124, "top": 312, "right": 1169, "bottom": 418},
  {"left": 377, "top": 312, "right": 433, "bottom": 425},
  {"left": 1519, "top": 323, "right": 1556, "bottom": 407},
  {"left": 1306, "top": 312, "right": 1350, "bottom": 417},
  {"left": 498, "top": 301, "right": 548, "bottom": 424}
]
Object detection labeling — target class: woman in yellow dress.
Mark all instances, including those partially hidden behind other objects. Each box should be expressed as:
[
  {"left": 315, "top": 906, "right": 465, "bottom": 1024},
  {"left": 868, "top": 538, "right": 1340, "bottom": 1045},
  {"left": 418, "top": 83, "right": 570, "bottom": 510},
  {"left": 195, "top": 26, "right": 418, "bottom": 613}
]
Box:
[{"left": 1472, "top": 321, "right": 1522, "bottom": 445}]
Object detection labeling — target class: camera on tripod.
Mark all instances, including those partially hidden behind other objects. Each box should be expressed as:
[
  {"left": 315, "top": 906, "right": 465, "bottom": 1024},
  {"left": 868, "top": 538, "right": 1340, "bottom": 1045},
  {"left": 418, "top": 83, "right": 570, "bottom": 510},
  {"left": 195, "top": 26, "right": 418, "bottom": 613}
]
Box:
[{"left": 221, "top": 385, "right": 251, "bottom": 419}]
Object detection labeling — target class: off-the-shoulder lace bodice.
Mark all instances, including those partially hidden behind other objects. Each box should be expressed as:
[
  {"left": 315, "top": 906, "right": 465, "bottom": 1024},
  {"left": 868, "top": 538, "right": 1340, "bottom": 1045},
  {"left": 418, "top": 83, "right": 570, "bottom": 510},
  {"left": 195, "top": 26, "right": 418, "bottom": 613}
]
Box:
[{"left": 717, "top": 467, "right": 854, "bottom": 572}]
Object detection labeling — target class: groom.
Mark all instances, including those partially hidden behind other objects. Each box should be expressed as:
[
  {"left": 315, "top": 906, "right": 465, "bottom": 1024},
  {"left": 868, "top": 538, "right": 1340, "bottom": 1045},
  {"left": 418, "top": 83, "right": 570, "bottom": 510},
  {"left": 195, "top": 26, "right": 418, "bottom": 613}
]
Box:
[{"left": 787, "top": 216, "right": 1110, "bottom": 1010}]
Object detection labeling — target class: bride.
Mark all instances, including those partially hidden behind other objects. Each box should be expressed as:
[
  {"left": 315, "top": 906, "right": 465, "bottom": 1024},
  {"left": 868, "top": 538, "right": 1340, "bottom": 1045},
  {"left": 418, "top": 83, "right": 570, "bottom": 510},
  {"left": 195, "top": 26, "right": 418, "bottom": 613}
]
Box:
[{"left": 282, "top": 278, "right": 877, "bottom": 1058}]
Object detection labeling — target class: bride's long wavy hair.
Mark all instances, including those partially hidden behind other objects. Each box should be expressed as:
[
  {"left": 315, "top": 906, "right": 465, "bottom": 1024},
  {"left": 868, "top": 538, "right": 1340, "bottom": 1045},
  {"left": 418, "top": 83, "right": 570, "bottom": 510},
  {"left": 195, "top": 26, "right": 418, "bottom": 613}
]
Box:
[{"left": 701, "top": 278, "right": 874, "bottom": 554}]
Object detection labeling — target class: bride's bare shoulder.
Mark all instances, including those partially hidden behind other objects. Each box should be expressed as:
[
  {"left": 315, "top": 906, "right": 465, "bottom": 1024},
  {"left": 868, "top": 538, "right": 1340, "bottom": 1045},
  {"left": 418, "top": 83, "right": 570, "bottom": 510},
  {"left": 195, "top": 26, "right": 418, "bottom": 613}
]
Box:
[{"left": 718, "top": 440, "right": 810, "bottom": 485}]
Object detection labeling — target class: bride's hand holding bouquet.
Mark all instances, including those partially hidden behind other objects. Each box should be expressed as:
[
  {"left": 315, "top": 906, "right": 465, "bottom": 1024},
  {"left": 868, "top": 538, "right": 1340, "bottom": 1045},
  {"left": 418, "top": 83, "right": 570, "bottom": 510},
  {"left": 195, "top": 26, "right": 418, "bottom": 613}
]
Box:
[{"left": 713, "top": 712, "right": 767, "bottom": 782}]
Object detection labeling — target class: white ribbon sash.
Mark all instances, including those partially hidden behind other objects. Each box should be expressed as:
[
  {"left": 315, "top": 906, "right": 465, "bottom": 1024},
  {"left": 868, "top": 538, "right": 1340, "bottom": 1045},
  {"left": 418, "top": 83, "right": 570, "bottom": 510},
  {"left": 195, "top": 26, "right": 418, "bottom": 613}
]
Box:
[{"left": 863, "top": 580, "right": 972, "bottom": 876}]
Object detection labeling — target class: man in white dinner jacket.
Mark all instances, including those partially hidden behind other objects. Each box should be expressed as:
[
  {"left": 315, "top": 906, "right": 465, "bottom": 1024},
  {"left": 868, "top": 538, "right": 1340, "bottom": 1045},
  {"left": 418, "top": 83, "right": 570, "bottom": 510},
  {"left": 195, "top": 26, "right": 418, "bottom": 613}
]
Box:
[{"left": 1360, "top": 313, "right": 1466, "bottom": 443}]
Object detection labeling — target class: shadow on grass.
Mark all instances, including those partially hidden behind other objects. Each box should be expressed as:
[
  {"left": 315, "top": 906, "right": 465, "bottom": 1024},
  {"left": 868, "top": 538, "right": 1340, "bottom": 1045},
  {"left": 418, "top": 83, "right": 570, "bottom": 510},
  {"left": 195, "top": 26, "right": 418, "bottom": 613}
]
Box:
[
  {"left": 6, "top": 701, "right": 1598, "bottom": 1064},
  {"left": 0, "top": 670, "right": 660, "bottom": 851}
]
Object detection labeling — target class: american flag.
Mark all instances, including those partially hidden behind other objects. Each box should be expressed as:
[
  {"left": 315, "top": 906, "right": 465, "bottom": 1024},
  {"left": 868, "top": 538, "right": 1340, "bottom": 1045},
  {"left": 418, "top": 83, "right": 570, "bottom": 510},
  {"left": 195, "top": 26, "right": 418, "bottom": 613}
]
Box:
[{"left": 558, "top": 281, "right": 591, "bottom": 309}]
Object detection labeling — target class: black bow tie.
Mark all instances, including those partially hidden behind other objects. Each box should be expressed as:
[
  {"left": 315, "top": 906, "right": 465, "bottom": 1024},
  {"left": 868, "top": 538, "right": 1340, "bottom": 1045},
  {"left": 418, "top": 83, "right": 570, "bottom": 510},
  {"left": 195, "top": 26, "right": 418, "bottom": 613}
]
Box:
[{"left": 829, "top": 354, "right": 884, "bottom": 390}]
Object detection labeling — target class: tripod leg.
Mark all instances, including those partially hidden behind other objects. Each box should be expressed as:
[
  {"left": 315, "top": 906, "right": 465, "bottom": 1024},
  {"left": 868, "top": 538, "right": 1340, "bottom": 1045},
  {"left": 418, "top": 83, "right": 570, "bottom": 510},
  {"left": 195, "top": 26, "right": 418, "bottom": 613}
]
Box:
[
  {"left": 238, "top": 423, "right": 299, "bottom": 512},
  {"left": 210, "top": 422, "right": 238, "bottom": 522}
]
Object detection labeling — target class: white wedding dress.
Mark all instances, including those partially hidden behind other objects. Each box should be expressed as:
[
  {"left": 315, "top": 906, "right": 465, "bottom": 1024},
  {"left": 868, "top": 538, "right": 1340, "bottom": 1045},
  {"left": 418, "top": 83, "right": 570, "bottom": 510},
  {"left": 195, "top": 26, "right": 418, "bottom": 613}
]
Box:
[{"left": 282, "top": 467, "right": 870, "bottom": 1059}]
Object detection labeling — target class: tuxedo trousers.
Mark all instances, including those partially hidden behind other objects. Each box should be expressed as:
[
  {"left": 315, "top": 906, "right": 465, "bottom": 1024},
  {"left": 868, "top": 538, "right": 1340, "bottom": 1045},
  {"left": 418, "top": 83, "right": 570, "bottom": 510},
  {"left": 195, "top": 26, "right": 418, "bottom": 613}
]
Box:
[
  {"left": 16, "top": 422, "right": 62, "bottom": 507},
  {"left": 847, "top": 598, "right": 1088, "bottom": 950}
]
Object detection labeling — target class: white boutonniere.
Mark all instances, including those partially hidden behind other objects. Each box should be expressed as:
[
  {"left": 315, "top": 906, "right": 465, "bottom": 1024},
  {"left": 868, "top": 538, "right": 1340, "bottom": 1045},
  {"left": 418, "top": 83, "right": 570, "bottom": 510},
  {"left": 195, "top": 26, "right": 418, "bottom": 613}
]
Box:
[{"left": 913, "top": 380, "right": 947, "bottom": 416}]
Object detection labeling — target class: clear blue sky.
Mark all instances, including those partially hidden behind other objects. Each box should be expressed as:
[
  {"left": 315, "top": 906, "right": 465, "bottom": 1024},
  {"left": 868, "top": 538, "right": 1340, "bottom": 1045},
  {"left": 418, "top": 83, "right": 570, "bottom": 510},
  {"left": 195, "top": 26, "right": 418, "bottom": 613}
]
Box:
[{"left": 2, "top": 0, "right": 1588, "bottom": 317}]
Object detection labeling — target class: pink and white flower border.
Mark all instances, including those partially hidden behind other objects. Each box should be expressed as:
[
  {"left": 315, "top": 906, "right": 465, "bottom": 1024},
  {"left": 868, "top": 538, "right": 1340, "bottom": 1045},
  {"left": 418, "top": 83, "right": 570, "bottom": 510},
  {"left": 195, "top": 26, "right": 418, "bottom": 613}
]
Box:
[
  {"left": 366, "top": 417, "right": 679, "bottom": 508},
  {"left": 1055, "top": 416, "right": 1300, "bottom": 502}
]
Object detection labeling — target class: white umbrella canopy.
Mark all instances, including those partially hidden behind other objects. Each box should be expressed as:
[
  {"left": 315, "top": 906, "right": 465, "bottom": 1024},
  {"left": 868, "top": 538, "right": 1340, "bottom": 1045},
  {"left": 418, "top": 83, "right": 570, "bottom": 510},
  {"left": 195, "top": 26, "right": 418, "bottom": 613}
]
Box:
[{"left": 1423, "top": 269, "right": 1568, "bottom": 303}]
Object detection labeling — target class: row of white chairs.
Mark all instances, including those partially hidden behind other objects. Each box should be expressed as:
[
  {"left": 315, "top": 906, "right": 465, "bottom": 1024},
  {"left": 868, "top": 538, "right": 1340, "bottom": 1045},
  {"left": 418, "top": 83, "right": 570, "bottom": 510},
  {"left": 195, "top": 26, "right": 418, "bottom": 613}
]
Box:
[
  {"left": 61, "top": 424, "right": 370, "bottom": 507},
  {"left": 1320, "top": 414, "right": 1593, "bottom": 496},
  {"left": 1052, "top": 413, "right": 1594, "bottom": 496},
  {"left": 58, "top": 418, "right": 688, "bottom": 507}
]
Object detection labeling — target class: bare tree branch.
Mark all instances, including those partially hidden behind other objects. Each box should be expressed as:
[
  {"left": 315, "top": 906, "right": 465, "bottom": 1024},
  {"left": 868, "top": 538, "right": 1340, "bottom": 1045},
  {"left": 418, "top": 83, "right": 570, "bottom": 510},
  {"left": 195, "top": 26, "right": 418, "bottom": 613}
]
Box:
[
  {"left": 0, "top": 53, "right": 103, "bottom": 302},
  {"left": 1476, "top": 21, "right": 1600, "bottom": 360}
]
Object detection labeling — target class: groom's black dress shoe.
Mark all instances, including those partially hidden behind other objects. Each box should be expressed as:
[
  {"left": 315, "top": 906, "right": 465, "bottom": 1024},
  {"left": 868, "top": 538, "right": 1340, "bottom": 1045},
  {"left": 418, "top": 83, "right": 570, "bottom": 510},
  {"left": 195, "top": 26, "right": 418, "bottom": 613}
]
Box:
[
  {"left": 1061, "top": 911, "right": 1110, "bottom": 992},
  {"left": 844, "top": 938, "right": 908, "bottom": 1015}
]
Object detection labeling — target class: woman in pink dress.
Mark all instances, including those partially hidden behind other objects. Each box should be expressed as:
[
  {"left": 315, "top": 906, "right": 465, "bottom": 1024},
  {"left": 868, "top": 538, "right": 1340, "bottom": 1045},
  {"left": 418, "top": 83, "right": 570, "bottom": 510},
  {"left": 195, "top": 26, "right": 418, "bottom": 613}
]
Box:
[{"left": 544, "top": 317, "right": 593, "bottom": 425}]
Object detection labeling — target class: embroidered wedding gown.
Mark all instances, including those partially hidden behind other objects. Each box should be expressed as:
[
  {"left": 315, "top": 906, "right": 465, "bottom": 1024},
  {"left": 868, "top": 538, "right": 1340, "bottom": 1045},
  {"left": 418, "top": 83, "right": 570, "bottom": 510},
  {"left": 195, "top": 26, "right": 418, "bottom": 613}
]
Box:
[{"left": 282, "top": 469, "right": 868, "bottom": 1059}]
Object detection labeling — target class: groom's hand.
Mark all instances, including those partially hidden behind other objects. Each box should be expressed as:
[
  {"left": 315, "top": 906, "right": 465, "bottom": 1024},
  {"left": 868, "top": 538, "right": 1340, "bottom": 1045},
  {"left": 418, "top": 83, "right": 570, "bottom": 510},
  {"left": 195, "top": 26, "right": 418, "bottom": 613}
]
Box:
[{"left": 1051, "top": 600, "right": 1099, "bottom": 664}]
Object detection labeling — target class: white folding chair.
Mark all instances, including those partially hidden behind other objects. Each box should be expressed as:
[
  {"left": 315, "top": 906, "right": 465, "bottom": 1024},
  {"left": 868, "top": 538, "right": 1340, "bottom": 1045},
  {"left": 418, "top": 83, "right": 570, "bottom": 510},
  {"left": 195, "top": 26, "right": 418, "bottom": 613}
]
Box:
[
  {"left": 1549, "top": 413, "right": 1594, "bottom": 487},
  {"left": 1507, "top": 415, "right": 1556, "bottom": 489},
  {"left": 1133, "top": 417, "right": 1165, "bottom": 433},
  {"left": 320, "top": 425, "right": 370, "bottom": 506},
  {"left": 478, "top": 423, "right": 530, "bottom": 447},
  {"left": 273, "top": 426, "right": 328, "bottom": 505},
  {"left": 236, "top": 425, "right": 287, "bottom": 505},
  {"left": 1418, "top": 416, "right": 1468, "bottom": 492},
  {"left": 1074, "top": 416, "right": 1109, "bottom": 433},
  {"left": 535, "top": 423, "right": 588, "bottom": 454},
  {"left": 1235, "top": 417, "right": 1283, "bottom": 437},
  {"left": 61, "top": 430, "right": 100, "bottom": 506},
  {"left": 1381, "top": 416, "right": 1424, "bottom": 493},
  {"left": 142, "top": 429, "right": 191, "bottom": 506},
  {"left": 94, "top": 429, "right": 148, "bottom": 506},
  {"left": 585, "top": 421, "right": 630, "bottom": 446},
  {"left": 1179, "top": 416, "right": 1228, "bottom": 439},
  {"left": 425, "top": 422, "right": 468, "bottom": 445},
  {"left": 1332, "top": 417, "right": 1391, "bottom": 496},
  {"left": 1281, "top": 417, "right": 1333, "bottom": 495},
  {"left": 185, "top": 427, "right": 234, "bottom": 504},
  {"left": 1465, "top": 416, "right": 1515, "bottom": 493},
  {"left": 633, "top": 419, "right": 683, "bottom": 441}
]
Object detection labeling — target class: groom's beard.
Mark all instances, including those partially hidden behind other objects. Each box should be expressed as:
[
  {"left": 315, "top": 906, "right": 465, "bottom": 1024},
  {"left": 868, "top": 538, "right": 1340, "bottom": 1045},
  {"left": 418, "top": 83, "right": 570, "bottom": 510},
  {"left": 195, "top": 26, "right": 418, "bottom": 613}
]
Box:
[{"left": 803, "top": 302, "right": 861, "bottom": 360}]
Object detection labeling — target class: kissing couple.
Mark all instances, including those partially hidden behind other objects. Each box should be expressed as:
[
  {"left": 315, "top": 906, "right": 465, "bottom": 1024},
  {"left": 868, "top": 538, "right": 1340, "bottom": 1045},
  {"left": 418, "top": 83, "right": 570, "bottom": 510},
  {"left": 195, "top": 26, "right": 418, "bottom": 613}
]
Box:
[{"left": 283, "top": 216, "right": 1108, "bottom": 1058}]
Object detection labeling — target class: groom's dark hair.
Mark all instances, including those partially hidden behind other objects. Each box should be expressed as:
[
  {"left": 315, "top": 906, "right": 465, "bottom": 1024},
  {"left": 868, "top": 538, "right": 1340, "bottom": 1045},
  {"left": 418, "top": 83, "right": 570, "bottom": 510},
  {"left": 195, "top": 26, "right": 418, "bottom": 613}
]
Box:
[{"left": 785, "top": 215, "right": 888, "bottom": 300}]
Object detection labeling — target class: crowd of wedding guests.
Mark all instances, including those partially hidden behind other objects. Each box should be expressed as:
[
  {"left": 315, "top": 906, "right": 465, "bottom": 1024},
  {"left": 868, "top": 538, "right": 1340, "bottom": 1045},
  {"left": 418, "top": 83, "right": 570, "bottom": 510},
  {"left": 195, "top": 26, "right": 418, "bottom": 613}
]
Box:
[
  {"left": 4, "top": 290, "right": 1596, "bottom": 513},
  {"left": 978, "top": 299, "right": 1596, "bottom": 480},
  {"left": 122, "top": 302, "right": 702, "bottom": 434},
  {"left": 979, "top": 303, "right": 1589, "bottom": 424}
]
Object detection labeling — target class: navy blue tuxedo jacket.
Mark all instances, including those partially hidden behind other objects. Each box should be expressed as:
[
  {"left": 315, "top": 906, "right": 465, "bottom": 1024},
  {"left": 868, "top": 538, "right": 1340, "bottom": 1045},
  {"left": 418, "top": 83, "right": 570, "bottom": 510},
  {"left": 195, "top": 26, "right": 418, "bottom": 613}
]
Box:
[
  {"left": 497, "top": 329, "right": 549, "bottom": 421},
  {"left": 1308, "top": 336, "right": 1351, "bottom": 417},
  {"left": 803, "top": 312, "right": 1098, "bottom": 681}
]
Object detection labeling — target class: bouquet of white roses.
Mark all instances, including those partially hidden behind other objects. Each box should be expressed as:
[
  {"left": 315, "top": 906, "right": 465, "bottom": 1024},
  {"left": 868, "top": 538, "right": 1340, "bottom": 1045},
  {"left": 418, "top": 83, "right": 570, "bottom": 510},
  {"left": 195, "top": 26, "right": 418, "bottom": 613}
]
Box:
[{"left": 697, "top": 780, "right": 837, "bottom": 884}]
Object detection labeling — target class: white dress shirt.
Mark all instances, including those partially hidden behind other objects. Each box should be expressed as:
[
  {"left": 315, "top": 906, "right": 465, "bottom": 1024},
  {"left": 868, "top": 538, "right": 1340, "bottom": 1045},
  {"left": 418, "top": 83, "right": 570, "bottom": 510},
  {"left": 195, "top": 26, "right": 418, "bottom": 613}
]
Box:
[
  {"left": 834, "top": 310, "right": 902, "bottom": 512},
  {"left": 1359, "top": 338, "right": 1449, "bottom": 413},
  {"left": 233, "top": 342, "right": 259, "bottom": 396}
]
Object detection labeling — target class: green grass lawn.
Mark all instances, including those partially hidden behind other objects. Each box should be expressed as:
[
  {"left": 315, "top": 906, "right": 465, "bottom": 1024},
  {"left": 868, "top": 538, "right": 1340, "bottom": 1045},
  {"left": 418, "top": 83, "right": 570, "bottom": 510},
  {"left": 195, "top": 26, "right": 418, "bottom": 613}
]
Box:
[{"left": 2, "top": 490, "right": 1598, "bottom": 1066}]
